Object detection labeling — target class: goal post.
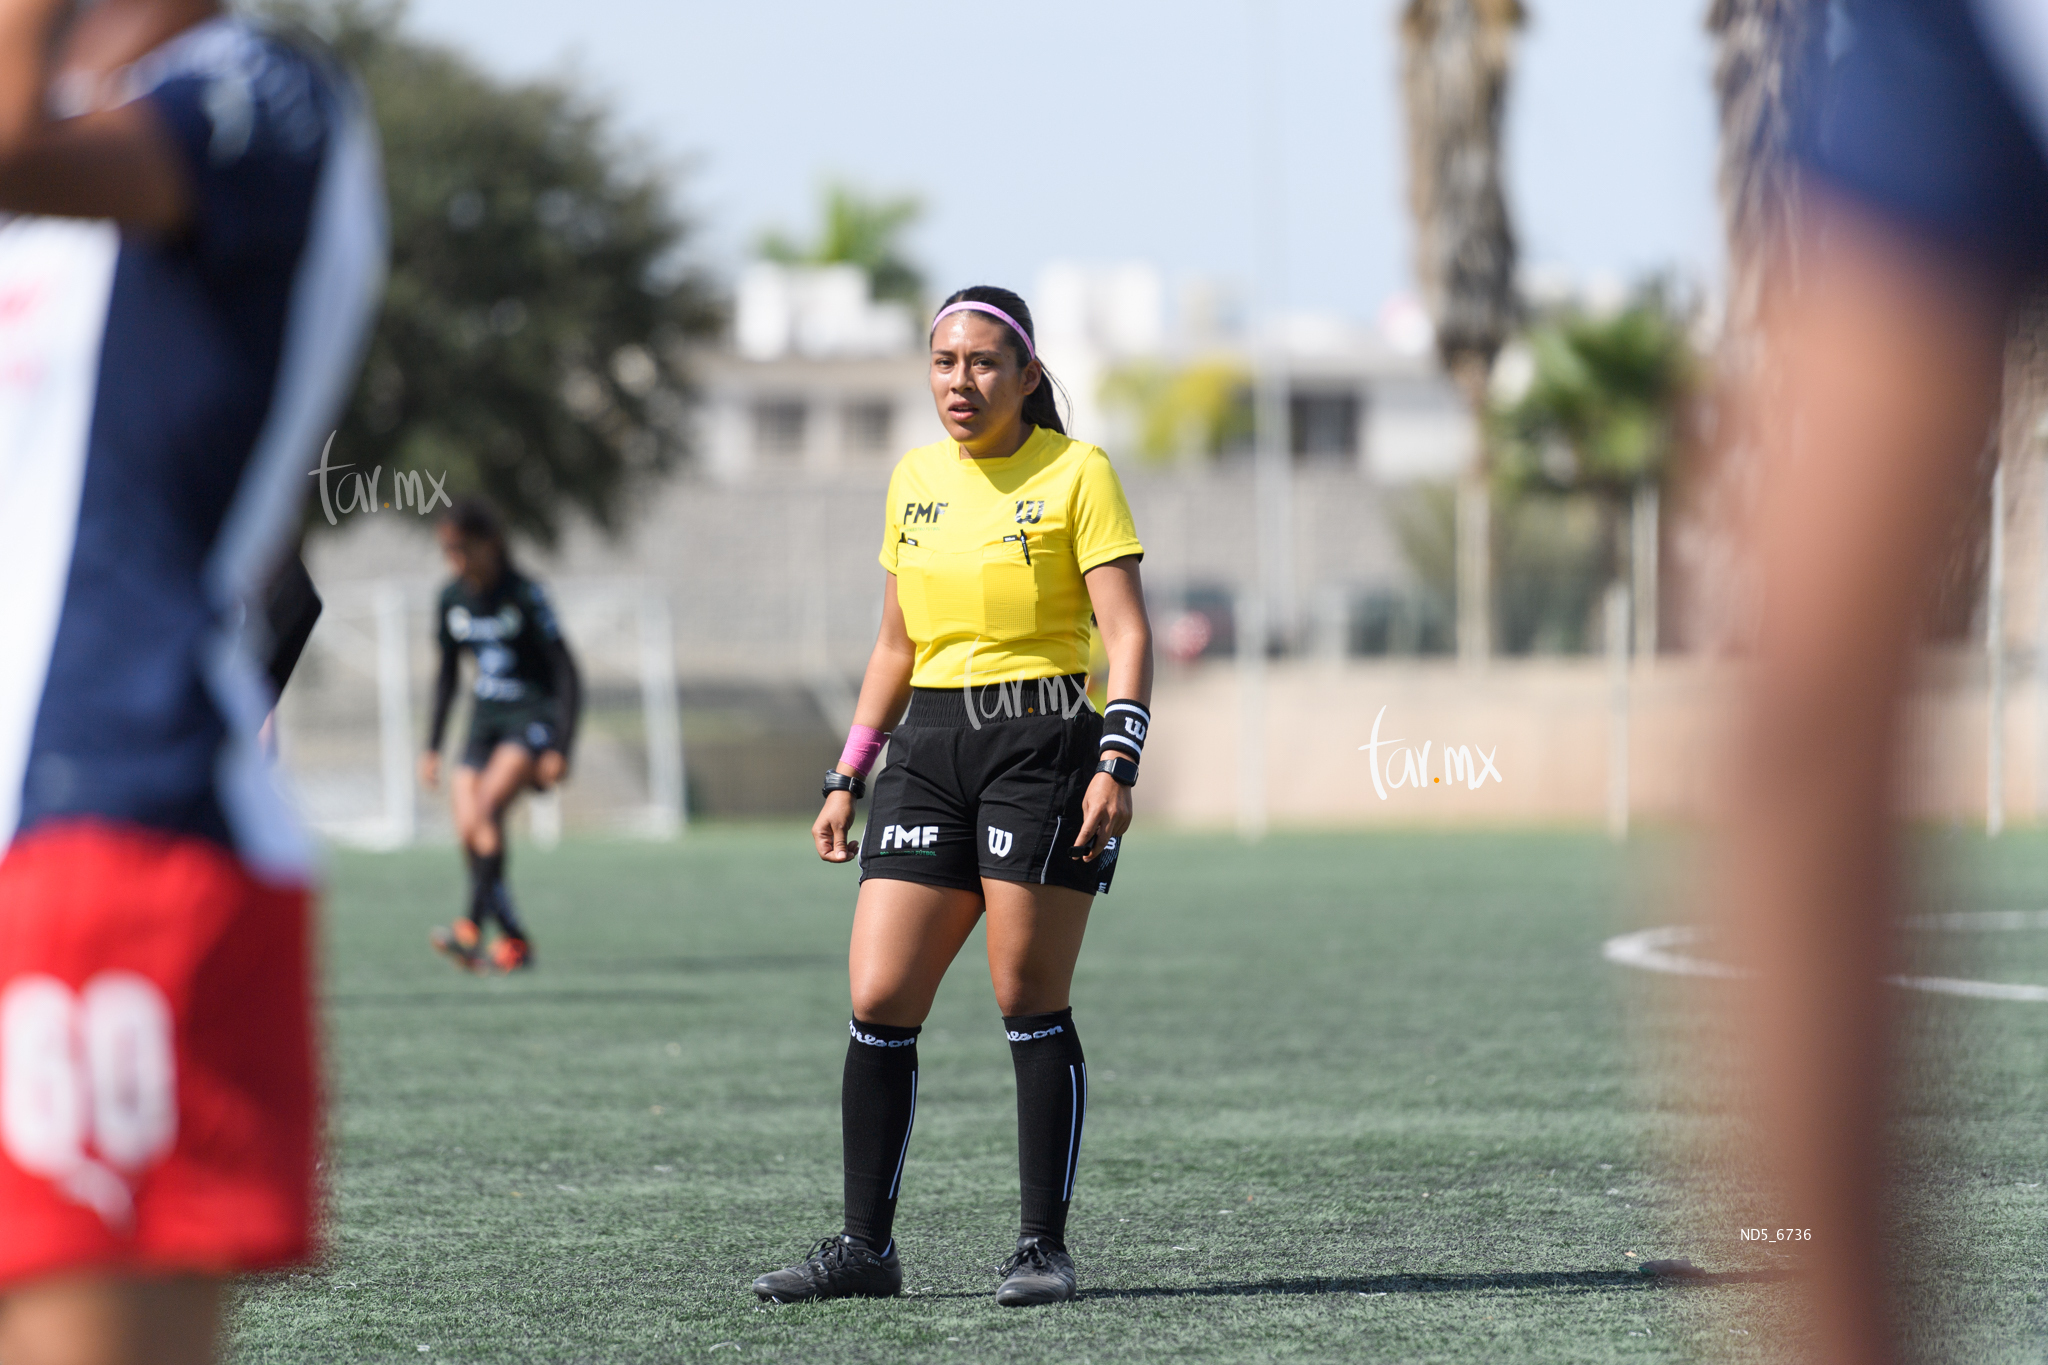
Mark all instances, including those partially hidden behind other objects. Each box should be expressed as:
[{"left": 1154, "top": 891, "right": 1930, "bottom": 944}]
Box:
[{"left": 275, "top": 577, "right": 686, "bottom": 846}]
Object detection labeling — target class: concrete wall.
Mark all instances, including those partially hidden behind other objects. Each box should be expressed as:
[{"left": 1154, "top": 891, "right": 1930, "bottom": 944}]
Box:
[
  {"left": 1141, "top": 652, "right": 2036, "bottom": 829},
  {"left": 1142, "top": 658, "right": 1736, "bottom": 828}
]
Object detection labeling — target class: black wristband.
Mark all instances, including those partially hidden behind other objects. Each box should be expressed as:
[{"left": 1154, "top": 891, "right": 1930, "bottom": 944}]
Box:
[
  {"left": 1100, "top": 698, "right": 1150, "bottom": 761},
  {"left": 822, "top": 770, "right": 866, "bottom": 800},
  {"left": 1095, "top": 755, "right": 1139, "bottom": 788}
]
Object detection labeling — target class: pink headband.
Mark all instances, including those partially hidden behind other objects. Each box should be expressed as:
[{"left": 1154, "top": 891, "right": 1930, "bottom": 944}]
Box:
[{"left": 929, "top": 301, "right": 1035, "bottom": 362}]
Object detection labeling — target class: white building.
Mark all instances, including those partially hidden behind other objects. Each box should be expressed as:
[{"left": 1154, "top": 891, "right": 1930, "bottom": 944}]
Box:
[{"left": 691, "top": 260, "right": 1477, "bottom": 486}]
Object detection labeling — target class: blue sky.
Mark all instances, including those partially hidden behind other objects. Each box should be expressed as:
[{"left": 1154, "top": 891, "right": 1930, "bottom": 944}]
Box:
[{"left": 401, "top": 0, "right": 1721, "bottom": 323}]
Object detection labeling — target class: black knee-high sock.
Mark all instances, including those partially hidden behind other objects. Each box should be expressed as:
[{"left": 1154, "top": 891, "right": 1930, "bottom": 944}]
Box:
[
  {"left": 462, "top": 847, "right": 483, "bottom": 928},
  {"left": 492, "top": 867, "right": 527, "bottom": 941},
  {"left": 471, "top": 847, "right": 523, "bottom": 937},
  {"left": 842, "top": 1017, "right": 920, "bottom": 1253},
  {"left": 1005, "top": 1008, "right": 1087, "bottom": 1250}
]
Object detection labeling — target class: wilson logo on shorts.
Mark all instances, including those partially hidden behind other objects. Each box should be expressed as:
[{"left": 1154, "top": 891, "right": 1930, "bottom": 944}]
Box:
[
  {"left": 1, "top": 972, "right": 177, "bottom": 1229},
  {"left": 987, "top": 826, "right": 1015, "bottom": 858},
  {"left": 877, "top": 823, "right": 941, "bottom": 853}
]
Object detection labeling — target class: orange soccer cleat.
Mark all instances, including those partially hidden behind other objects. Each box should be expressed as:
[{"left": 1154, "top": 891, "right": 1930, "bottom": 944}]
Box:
[
  {"left": 490, "top": 936, "right": 533, "bottom": 972},
  {"left": 431, "top": 918, "right": 483, "bottom": 972}
]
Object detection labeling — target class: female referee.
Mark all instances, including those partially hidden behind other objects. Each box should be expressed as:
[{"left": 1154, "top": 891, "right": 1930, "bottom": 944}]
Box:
[
  {"left": 419, "top": 499, "right": 581, "bottom": 973},
  {"left": 753, "top": 286, "right": 1154, "bottom": 1308}
]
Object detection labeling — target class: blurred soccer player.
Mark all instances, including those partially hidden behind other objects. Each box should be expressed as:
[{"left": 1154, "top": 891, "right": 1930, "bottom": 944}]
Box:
[
  {"left": 420, "top": 498, "right": 580, "bottom": 974},
  {"left": 1724, "top": 2, "right": 2048, "bottom": 1361},
  {"left": 0, "top": 0, "right": 384, "bottom": 1361}
]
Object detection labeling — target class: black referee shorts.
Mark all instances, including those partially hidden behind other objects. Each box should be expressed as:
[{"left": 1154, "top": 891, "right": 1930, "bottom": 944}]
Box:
[{"left": 859, "top": 674, "right": 1121, "bottom": 897}]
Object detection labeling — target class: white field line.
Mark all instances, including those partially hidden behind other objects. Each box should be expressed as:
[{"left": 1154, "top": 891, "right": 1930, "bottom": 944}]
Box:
[
  {"left": 1602, "top": 920, "right": 2048, "bottom": 1003},
  {"left": 1601, "top": 926, "right": 1743, "bottom": 980}
]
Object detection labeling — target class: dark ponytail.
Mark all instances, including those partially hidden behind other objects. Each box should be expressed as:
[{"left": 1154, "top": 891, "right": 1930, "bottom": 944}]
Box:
[
  {"left": 441, "top": 496, "right": 512, "bottom": 565},
  {"left": 938, "top": 285, "right": 1068, "bottom": 436}
]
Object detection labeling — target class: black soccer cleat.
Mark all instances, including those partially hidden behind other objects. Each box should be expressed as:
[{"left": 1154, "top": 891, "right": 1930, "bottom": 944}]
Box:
[
  {"left": 752, "top": 1235, "right": 902, "bottom": 1303},
  {"left": 995, "top": 1236, "right": 1077, "bottom": 1306}
]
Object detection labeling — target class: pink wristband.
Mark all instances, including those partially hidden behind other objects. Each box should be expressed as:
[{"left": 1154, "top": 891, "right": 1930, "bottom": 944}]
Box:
[{"left": 839, "top": 724, "right": 889, "bottom": 779}]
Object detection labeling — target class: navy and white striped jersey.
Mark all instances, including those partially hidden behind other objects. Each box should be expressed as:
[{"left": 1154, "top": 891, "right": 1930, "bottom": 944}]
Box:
[{"left": 0, "top": 18, "right": 386, "bottom": 882}]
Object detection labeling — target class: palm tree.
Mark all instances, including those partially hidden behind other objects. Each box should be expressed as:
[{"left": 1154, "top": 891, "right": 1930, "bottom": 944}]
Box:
[
  {"left": 1494, "top": 286, "right": 1699, "bottom": 655},
  {"left": 1706, "top": 0, "right": 1813, "bottom": 334},
  {"left": 1693, "top": 0, "right": 1814, "bottom": 655},
  {"left": 758, "top": 184, "right": 925, "bottom": 309},
  {"left": 1400, "top": 0, "right": 1526, "bottom": 665}
]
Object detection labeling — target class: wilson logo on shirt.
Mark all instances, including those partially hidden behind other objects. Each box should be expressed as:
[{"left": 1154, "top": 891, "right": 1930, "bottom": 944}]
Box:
[{"left": 1014, "top": 500, "right": 1044, "bottom": 524}]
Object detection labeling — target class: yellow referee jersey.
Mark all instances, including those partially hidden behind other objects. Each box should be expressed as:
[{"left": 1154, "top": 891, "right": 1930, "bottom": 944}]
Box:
[{"left": 880, "top": 425, "right": 1144, "bottom": 688}]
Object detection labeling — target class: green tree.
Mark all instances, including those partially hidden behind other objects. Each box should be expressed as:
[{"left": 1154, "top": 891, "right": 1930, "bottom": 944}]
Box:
[
  {"left": 1391, "top": 482, "right": 1612, "bottom": 655},
  {"left": 1098, "top": 358, "right": 1253, "bottom": 464},
  {"left": 1491, "top": 283, "right": 1699, "bottom": 653},
  {"left": 1493, "top": 286, "right": 1696, "bottom": 501},
  {"left": 269, "top": 0, "right": 720, "bottom": 545},
  {"left": 758, "top": 184, "right": 925, "bottom": 308}
]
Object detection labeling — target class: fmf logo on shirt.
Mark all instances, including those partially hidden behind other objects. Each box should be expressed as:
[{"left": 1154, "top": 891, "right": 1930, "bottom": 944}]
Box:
[
  {"left": 902, "top": 502, "right": 948, "bottom": 526},
  {"left": 878, "top": 824, "right": 940, "bottom": 851}
]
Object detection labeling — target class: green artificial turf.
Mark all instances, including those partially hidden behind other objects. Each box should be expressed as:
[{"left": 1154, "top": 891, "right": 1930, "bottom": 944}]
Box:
[{"left": 221, "top": 827, "right": 2048, "bottom": 1363}]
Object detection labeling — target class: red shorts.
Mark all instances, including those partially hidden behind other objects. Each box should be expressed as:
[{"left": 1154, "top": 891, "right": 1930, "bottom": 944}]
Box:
[{"left": 0, "top": 821, "right": 318, "bottom": 1290}]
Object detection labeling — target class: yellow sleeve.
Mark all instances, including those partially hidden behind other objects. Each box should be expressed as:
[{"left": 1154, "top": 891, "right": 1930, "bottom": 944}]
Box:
[
  {"left": 1070, "top": 448, "right": 1144, "bottom": 573},
  {"left": 878, "top": 465, "right": 904, "bottom": 573}
]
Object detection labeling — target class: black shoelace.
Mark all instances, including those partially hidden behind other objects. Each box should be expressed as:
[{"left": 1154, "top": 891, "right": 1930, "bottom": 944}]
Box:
[{"left": 999, "top": 1241, "right": 1058, "bottom": 1278}]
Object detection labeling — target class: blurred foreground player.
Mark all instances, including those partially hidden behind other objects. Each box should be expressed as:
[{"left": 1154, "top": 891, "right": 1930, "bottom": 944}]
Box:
[
  {"left": 1724, "top": 2, "right": 2048, "bottom": 1361},
  {"left": 420, "top": 498, "right": 580, "bottom": 974},
  {"left": 0, "top": 0, "right": 384, "bottom": 1361}
]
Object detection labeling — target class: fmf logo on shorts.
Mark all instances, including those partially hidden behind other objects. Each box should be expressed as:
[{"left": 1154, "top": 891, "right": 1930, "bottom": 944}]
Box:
[
  {"left": 987, "top": 826, "right": 1014, "bottom": 858},
  {"left": 878, "top": 824, "right": 940, "bottom": 850}
]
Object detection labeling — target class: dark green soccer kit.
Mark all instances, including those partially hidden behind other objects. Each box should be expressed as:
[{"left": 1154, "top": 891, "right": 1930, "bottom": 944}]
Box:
[{"left": 427, "top": 569, "right": 580, "bottom": 769}]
